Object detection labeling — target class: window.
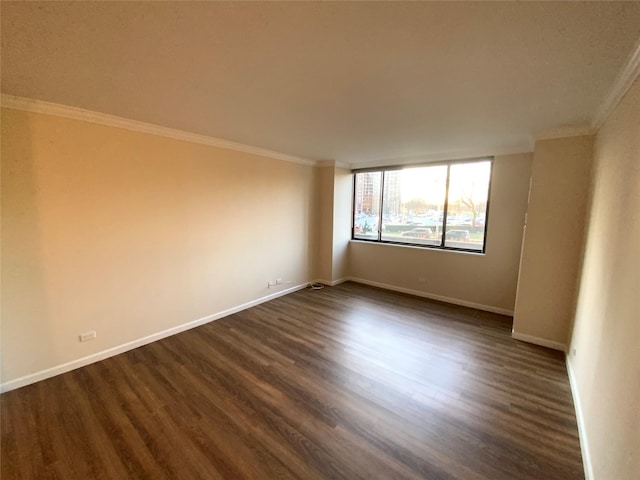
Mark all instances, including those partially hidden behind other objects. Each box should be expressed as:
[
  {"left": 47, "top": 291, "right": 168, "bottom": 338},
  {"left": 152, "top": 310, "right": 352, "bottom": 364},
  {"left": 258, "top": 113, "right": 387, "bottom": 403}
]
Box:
[{"left": 352, "top": 159, "right": 492, "bottom": 253}]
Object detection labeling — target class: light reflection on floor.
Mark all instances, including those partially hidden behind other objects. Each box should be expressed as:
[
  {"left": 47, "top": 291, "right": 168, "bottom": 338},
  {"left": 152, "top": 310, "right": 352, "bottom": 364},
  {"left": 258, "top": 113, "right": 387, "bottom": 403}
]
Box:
[{"left": 336, "top": 301, "right": 471, "bottom": 406}]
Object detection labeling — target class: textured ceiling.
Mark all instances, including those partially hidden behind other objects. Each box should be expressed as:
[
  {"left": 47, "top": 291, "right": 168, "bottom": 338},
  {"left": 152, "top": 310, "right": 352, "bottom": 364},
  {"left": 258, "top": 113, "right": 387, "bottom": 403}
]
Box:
[{"left": 2, "top": 1, "right": 640, "bottom": 165}]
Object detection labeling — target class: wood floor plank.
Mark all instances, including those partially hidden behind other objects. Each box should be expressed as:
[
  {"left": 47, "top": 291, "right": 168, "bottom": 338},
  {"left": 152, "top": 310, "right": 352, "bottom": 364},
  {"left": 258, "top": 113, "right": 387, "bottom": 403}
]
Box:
[{"left": 1, "top": 282, "right": 584, "bottom": 479}]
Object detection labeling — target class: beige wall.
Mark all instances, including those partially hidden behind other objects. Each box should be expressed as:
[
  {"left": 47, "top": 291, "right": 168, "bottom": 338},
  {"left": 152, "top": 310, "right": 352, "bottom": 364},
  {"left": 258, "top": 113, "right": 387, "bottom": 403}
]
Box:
[
  {"left": 314, "top": 164, "right": 352, "bottom": 284},
  {"left": 513, "top": 135, "right": 594, "bottom": 349},
  {"left": 331, "top": 166, "right": 352, "bottom": 282},
  {"left": 1, "top": 108, "right": 317, "bottom": 385},
  {"left": 0, "top": 105, "right": 562, "bottom": 394},
  {"left": 1, "top": 110, "right": 533, "bottom": 386},
  {"left": 3, "top": 83, "right": 638, "bottom": 479},
  {"left": 349, "top": 154, "right": 532, "bottom": 314},
  {"left": 315, "top": 165, "right": 334, "bottom": 282},
  {"left": 568, "top": 78, "right": 640, "bottom": 480}
]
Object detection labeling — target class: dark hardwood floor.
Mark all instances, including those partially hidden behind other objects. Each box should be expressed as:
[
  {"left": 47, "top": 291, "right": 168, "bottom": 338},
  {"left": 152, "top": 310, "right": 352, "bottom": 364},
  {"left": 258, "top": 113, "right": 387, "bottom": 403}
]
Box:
[{"left": 1, "top": 282, "right": 584, "bottom": 479}]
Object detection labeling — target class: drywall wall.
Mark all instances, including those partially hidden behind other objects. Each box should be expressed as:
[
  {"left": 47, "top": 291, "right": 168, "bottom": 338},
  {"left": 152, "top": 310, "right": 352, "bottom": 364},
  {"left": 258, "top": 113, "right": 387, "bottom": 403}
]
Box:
[
  {"left": 349, "top": 153, "right": 532, "bottom": 314},
  {"left": 513, "top": 135, "right": 594, "bottom": 349},
  {"left": 568, "top": 77, "right": 640, "bottom": 480},
  {"left": 1, "top": 108, "right": 317, "bottom": 386},
  {"left": 314, "top": 164, "right": 352, "bottom": 285},
  {"left": 315, "top": 165, "right": 335, "bottom": 283},
  {"left": 331, "top": 166, "right": 352, "bottom": 282}
]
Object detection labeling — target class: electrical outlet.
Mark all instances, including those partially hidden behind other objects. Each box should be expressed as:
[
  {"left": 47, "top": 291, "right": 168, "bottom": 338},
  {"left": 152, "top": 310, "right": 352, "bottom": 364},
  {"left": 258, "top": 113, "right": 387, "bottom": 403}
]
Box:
[
  {"left": 79, "top": 330, "right": 96, "bottom": 342},
  {"left": 268, "top": 280, "right": 275, "bottom": 288},
  {"left": 276, "top": 278, "right": 283, "bottom": 285},
  {"left": 572, "top": 347, "right": 577, "bottom": 357}
]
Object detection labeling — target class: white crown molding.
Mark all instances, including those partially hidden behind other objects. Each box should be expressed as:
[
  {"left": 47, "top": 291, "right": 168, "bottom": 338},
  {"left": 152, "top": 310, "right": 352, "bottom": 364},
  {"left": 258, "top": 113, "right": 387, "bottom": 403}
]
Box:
[
  {"left": 534, "top": 125, "right": 595, "bottom": 142},
  {"left": 592, "top": 36, "right": 640, "bottom": 130},
  {"left": 316, "top": 160, "right": 337, "bottom": 168},
  {"left": 316, "top": 160, "right": 351, "bottom": 170},
  {"left": 347, "top": 143, "right": 533, "bottom": 170},
  {"left": 1, "top": 94, "right": 318, "bottom": 167}
]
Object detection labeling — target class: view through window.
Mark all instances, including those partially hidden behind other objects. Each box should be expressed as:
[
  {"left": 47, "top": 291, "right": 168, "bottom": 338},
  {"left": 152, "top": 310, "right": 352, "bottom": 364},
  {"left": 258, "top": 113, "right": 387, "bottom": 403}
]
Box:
[{"left": 353, "top": 159, "right": 492, "bottom": 252}]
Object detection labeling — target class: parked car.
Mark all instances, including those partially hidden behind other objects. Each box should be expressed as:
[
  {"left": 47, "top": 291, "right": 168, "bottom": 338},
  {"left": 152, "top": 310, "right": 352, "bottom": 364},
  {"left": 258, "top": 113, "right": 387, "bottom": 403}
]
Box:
[
  {"left": 402, "top": 227, "right": 433, "bottom": 239},
  {"left": 459, "top": 214, "right": 472, "bottom": 225},
  {"left": 446, "top": 229, "right": 470, "bottom": 241}
]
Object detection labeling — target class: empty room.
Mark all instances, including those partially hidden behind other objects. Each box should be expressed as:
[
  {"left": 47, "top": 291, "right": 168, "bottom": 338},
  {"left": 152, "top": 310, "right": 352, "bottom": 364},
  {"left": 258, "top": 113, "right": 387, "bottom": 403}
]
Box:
[{"left": 1, "top": 2, "right": 639, "bottom": 479}]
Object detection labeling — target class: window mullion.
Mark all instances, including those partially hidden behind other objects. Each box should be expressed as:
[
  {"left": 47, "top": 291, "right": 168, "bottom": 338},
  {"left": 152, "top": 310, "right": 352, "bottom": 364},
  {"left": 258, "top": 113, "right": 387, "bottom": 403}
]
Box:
[
  {"left": 378, "top": 171, "right": 385, "bottom": 242},
  {"left": 441, "top": 164, "right": 451, "bottom": 248}
]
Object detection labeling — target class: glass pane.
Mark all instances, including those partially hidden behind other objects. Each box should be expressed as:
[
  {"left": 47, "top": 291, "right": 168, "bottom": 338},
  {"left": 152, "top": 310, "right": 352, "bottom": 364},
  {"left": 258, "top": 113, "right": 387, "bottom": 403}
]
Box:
[
  {"left": 353, "top": 172, "right": 381, "bottom": 240},
  {"left": 380, "top": 165, "right": 447, "bottom": 246},
  {"left": 445, "top": 161, "right": 491, "bottom": 251}
]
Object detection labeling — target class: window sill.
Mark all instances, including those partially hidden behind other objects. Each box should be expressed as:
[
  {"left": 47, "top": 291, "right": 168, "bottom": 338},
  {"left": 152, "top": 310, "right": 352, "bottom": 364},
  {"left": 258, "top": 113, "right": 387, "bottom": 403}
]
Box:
[{"left": 349, "top": 239, "right": 486, "bottom": 256}]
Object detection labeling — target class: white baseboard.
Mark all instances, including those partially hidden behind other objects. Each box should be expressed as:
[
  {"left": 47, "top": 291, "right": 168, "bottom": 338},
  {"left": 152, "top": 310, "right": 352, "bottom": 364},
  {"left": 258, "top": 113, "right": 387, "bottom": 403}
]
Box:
[
  {"left": 0, "top": 282, "right": 308, "bottom": 393},
  {"left": 566, "top": 356, "right": 594, "bottom": 480},
  {"left": 311, "top": 277, "right": 349, "bottom": 287},
  {"left": 347, "top": 277, "right": 514, "bottom": 316},
  {"left": 511, "top": 331, "right": 567, "bottom": 352}
]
